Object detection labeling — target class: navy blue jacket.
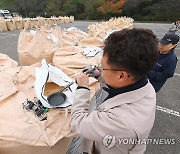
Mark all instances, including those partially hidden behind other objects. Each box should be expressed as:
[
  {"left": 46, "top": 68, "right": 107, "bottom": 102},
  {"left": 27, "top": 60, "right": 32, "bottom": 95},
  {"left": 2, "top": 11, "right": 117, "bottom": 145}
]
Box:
[{"left": 147, "top": 49, "right": 177, "bottom": 92}]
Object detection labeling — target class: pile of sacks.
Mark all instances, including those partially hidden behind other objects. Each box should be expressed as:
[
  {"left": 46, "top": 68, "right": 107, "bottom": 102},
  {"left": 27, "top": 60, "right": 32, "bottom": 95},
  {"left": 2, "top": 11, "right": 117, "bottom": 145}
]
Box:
[
  {"left": 0, "top": 16, "right": 134, "bottom": 153},
  {"left": 0, "top": 54, "right": 75, "bottom": 154},
  {"left": 0, "top": 27, "right": 103, "bottom": 154},
  {"left": 0, "top": 16, "right": 74, "bottom": 32},
  {"left": 88, "top": 16, "right": 134, "bottom": 40},
  {"left": 18, "top": 16, "right": 134, "bottom": 96},
  {"left": 18, "top": 26, "right": 103, "bottom": 98},
  {"left": 18, "top": 26, "right": 103, "bottom": 65}
]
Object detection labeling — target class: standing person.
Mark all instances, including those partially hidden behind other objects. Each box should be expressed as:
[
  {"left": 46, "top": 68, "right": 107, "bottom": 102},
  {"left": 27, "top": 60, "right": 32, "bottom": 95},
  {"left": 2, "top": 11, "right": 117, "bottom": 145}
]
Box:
[
  {"left": 68, "top": 28, "right": 159, "bottom": 154},
  {"left": 168, "top": 19, "right": 180, "bottom": 34},
  {"left": 147, "top": 33, "right": 179, "bottom": 92}
]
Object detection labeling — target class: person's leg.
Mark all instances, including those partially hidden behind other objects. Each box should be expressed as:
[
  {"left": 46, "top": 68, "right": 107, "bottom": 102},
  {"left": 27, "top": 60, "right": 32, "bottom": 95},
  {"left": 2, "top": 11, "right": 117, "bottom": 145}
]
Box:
[{"left": 66, "top": 137, "right": 83, "bottom": 154}]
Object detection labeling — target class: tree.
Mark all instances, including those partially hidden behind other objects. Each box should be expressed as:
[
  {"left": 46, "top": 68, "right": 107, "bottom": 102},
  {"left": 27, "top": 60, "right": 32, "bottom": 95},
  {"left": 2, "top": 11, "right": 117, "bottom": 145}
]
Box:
[
  {"left": 145, "top": 0, "right": 180, "bottom": 21},
  {"left": 46, "top": 0, "right": 67, "bottom": 16},
  {"left": 11, "top": 0, "right": 38, "bottom": 17},
  {"left": 1, "top": 0, "right": 179, "bottom": 21},
  {"left": 84, "top": 0, "right": 104, "bottom": 19},
  {"left": 35, "top": 0, "right": 48, "bottom": 16},
  {"left": 46, "top": 0, "right": 56, "bottom": 14},
  {"left": 98, "top": 0, "right": 127, "bottom": 14},
  {"left": 61, "top": 0, "right": 85, "bottom": 19},
  {"left": 122, "top": 0, "right": 180, "bottom": 21},
  {"left": 122, "top": 0, "right": 142, "bottom": 16},
  {"left": 0, "top": 0, "right": 13, "bottom": 10}
]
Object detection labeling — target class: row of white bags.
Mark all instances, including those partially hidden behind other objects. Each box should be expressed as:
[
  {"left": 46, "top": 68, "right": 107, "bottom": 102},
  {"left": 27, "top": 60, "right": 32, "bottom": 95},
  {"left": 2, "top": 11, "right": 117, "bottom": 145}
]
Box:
[
  {"left": 0, "top": 51, "right": 101, "bottom": 153},
  {"left": 0, "top": 16, "right": 134, "bottom": 153},
  {"left": 0, "top": 15, "right": 134, "bottom": 151},
  {"left": 17, "top": 17, "right": 134, "bottom": 97},
  {"left": 18, "top": 26, "right": 103, "bottom": 66},
  {"left": 0, "top": 16, "right": 74, "bottom": 32},
  {"left": 18, "top": 16, "right": 134, "bottom": 67},
  {"left": 88, "top": 16, "right": 134, "bottom": 36}
]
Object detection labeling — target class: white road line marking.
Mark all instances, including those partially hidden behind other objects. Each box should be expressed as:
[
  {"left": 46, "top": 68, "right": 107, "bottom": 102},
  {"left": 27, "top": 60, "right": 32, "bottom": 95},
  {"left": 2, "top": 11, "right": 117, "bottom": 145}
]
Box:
[
  {"left": 178, "top": 57, "right": 180, "bottom": 60},
  {"left": 158, "top": 25, "right": 168, "bottom": 30},
  {"left": 0, "top": 33, "right": 18, "bottom": 36},
  {"left": 156, "top": 105, "right": 180, "bottom": 117},
  {"left": 176, "top": 48, "right": 180, "bottom": 50},
  {"left": 0, "top": 36, "right": 17, "bottom": 39},
  {"left": 174, "top": 73, "right": 180, "bottom": 77}
]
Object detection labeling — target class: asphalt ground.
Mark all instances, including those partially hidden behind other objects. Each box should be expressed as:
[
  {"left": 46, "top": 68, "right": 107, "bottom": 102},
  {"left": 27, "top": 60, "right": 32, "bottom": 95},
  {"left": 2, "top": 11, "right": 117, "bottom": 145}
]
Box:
[{"left": 0, "top": 21, "right": 180, "bottom": 154}]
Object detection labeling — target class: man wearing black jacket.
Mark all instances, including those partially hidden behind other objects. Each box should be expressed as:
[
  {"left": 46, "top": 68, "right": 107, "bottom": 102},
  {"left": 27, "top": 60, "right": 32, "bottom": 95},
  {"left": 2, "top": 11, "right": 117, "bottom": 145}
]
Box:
[{"left": 147, "top": 33, "right": 179, "bottom": 92}]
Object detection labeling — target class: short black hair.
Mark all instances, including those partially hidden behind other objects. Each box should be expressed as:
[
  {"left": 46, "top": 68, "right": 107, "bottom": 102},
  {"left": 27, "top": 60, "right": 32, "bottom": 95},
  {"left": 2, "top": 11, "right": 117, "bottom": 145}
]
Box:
[{"left": 103, "top": 28, "right": 158, "bottom": 80}]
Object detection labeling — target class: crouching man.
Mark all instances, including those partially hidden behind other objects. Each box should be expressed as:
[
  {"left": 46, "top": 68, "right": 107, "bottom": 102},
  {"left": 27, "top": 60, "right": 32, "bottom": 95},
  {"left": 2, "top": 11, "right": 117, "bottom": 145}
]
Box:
[{"left": 69, "top": 28, "right": 159, "bottom": 154}]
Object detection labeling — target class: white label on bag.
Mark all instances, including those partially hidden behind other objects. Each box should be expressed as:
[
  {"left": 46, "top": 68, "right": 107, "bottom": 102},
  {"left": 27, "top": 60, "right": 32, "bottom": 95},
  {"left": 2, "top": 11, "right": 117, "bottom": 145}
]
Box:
[
  {"left": 67, "top": 27, "right": 77, "bottom": 31},
  {"left": 47, "top": 33, "right": 58, "bottom": 43},
  {"left": 83, "top": 47, "right": 103, "bottom": 57},
  {"left": 30, "top": 30, "right": 37, "bottom": 36},
  {"left": 50, "top": 34, "right": 58, "bottom": 43}
]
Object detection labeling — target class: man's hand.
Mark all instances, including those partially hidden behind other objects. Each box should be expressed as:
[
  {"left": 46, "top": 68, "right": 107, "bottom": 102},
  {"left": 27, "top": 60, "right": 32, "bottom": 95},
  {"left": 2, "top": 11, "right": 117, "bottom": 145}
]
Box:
[{"left": 75, "top": 73, "right": 89, "bottom": 88}]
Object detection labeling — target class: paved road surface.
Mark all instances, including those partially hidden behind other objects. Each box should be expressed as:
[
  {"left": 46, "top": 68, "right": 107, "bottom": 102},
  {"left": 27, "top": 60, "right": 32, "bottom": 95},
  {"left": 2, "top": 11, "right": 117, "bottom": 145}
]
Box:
[{"left": 0, "top": 21, "right": 180, "bottom": 154}]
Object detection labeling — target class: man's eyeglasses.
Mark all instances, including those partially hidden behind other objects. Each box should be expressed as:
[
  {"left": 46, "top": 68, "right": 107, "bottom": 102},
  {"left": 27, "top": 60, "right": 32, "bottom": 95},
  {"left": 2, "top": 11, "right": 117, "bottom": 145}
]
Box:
[
  {"left": 97, "top": 63, "right": 124, "bottom": 72},
  {"left": 97, "top": 63, "right": 131, "bottom": 77}
]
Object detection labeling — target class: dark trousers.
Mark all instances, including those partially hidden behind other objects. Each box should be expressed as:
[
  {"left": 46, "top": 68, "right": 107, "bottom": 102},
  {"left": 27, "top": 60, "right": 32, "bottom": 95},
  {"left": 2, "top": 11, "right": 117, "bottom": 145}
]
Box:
[{"left": 66, "top": 137, "right": 88, "bottom": 154}]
